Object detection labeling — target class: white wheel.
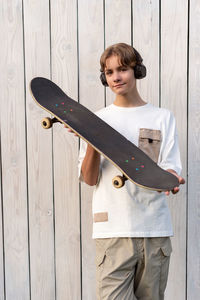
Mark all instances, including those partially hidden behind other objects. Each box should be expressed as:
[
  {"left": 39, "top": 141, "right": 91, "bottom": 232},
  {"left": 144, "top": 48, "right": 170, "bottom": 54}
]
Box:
[
  {"left": 112, "top": 176, "right": 125, "bottom": 188},
  {"left": 41, "top": 117, "right": 52, "bottom": 129}
]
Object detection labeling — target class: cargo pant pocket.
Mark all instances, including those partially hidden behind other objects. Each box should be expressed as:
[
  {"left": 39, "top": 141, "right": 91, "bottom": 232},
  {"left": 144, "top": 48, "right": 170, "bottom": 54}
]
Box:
[
  {"left": 96, "top": 250, "right": 106, "bottom": 267},
  {"left": 139, "top": 128, "right": 161, "bottom": 163},
  {"left": 159, "top": 238, "right": 172, "bottom": 297},
  {"left": 95, "top": 239, "right": 114, "bottom": 300},
  {"left": 95, "top": 238, "right": 114, "bottom": 266},
  {"left": 160, "top": 237, "right": 172, "bottom": 257}
]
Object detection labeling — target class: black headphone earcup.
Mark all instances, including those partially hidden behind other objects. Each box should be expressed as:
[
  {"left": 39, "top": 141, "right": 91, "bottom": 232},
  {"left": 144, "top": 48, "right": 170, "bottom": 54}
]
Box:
[
  {"left": 100, "top": 72, "right": 108, "bottom": 86},
  {"left": 134, "top": 64, "right": 146, "bottom": 79}
]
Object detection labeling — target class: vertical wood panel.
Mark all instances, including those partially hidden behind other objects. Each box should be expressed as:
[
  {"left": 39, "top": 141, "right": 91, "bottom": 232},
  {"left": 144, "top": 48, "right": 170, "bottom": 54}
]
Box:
[
  {"left": 51, "top": 0, "right": 81, "bottom": 299},
  {"left": 105, "top": 0, "right": 131, "bottom": 46},
  {"left": 78, "top": 0, "right": 104, "bottom": 298},
  {"left": 188, "top": 0, "right": 200, "bottom": 299},
  {"left": 105, "top": 0, "right": 132, "bottom": 105},
  {"left": 23, "top": 0, "right": 55, "bottom": 299},
  {"left": 133, "top": 0, "right": 160, "bottom": 106},
  {"left": 161, "top": 1, "right": 188, "bottom": 299},
  {"left": 0, "top": 1, "right": 30, "bottom": 299},
  {"left": 0, "top": 141, "right": 5, "bottom": 299}
]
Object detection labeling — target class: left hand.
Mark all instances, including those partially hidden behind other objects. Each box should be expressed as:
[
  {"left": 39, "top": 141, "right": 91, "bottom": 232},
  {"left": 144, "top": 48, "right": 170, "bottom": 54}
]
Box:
[{"left": 165, "top": 169, "right": 185, "bottom": 196}]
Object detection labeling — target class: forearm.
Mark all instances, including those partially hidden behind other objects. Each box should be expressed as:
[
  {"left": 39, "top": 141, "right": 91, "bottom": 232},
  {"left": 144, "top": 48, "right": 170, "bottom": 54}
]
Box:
[{"left": 81, "top": 144, "right": 100, "bottom": 186}]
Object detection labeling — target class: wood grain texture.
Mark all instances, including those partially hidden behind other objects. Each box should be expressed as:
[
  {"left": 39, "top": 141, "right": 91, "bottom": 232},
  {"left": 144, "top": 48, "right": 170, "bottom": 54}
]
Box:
[
  {"left": 0, "top": 1, "right": 30, "bottom": 299},
  {"left": 78, "top": 0, "right": 104, "bottom": 298},
  {"left": 23, "top": 0, "right": 55, "bottom": 299},
  {"left": 50, "top": 0, "right": 81, "bottom": 299},
  {"left": 133, "top": 0, "right": 160, "bottom": 106},
  {"left": 188, "top": 0, "right": 200, "bottom": 298},
  {"left": 0, "top": 138, "right": 5, "bottom": 299},
  {"left": 161, "top": 1, "right": 188, "bottom": 299},
  {"left": 105, "top": 0, "right": 132, "bottom": 106}
]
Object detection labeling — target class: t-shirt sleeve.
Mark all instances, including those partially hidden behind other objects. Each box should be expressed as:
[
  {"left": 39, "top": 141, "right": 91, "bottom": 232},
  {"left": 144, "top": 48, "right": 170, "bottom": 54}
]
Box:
[
  {"left": 159, "top": 112, "right": 182, "bottom": 175},
  {"left": 78, "top": 139, "right": 87, "bottom": 182}
]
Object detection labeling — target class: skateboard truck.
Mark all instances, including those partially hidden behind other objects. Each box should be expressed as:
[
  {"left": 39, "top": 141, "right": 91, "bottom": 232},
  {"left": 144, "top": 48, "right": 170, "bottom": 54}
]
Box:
[
  {"left": 41, "top": 117, "right": 61, "bottom": 129},
  {"left": 112, "top": 175, "right": 128, "bottom": 188}
]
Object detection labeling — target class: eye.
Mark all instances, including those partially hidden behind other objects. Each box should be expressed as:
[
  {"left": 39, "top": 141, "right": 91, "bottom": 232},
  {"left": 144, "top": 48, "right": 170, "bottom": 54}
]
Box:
[
  {"left": 120, "top": 67, "right": 128, "bottom": 72},
  {"left": 105, "top": 70, "right": 112, "bottom": 76}
]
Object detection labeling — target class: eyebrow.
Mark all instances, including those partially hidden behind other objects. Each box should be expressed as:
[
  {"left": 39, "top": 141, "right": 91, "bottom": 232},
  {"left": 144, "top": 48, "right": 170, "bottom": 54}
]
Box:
[{"left": 105, "top": 65, "right": 127, "bottom": 71}]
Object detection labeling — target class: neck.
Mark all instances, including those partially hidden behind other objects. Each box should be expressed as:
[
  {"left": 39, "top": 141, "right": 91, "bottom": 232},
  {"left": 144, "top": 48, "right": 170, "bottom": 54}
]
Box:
[{"left": 114, "top": 88, "right": 146, "bottom": 108}]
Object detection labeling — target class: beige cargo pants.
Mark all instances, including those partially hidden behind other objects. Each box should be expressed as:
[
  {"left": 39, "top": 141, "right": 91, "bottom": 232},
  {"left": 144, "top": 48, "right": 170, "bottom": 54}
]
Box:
[{"left": 95, "top": 237, "right": 172, "bottom": 300}]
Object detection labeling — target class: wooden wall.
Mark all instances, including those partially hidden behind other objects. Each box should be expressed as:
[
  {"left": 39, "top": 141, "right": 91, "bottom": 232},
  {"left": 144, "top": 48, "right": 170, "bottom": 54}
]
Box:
[{"left": 0, "top": 1, "right": 199, "bottom": 299}]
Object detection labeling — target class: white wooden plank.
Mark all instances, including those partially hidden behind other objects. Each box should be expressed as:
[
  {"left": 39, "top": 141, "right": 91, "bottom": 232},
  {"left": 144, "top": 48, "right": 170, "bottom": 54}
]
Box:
[
  {"left": 0, "top": 144, "right": 5, "bottom": 299},
  {"left": 78, "top": 0, "right": 104, "bottom": 299},
  {"left": 188, "top": 0, "right": 200, "bottom": 299},
  {"left": 133, "top": 0, "right": 160, "bottom": 107},
  {"left": 105, "top": 0, "right": 132, "bottom": 105},
  {"left": 23, "top": 0, "right": 55, "bottom": 299},
  {"left": 50, "top": 0, "right": 81, "bottom": 299},
  {"left": 0, "top": 1, "right": 30, "bottom": 299},
  {"left": 161, "top": 1, "right": 188, "bottom": 299},
  {"left": 105, "top": 0, "right": 131, "bottom": 46}
]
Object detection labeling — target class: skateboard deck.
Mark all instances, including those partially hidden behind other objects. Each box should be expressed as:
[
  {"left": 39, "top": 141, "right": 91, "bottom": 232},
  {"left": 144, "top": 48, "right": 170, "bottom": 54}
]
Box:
[{"left": 30, "top": 77, "right": 179, "bottom": 191}]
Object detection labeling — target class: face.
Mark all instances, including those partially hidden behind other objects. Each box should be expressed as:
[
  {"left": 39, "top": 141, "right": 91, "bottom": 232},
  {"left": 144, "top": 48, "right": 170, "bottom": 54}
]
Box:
[{"left": 104, "top": 55, "right": 136, "bottom": 95}]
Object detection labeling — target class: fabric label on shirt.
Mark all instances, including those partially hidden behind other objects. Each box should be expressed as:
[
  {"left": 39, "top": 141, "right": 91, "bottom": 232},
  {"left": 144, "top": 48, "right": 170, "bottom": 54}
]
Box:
[{"left": 94, "top": 212, "right": 108, "bottom": 223}]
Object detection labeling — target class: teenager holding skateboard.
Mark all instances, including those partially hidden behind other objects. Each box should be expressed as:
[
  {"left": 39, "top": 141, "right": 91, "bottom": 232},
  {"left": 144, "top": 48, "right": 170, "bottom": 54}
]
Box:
[{"left": 76, "top": 43, "right": 185, "bottom": 300}]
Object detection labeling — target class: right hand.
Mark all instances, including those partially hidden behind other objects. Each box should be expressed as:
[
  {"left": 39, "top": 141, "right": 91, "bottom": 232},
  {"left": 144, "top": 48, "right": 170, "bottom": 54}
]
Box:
[{"left": 64, "top": 125, "right": 78, "bottom": 137}]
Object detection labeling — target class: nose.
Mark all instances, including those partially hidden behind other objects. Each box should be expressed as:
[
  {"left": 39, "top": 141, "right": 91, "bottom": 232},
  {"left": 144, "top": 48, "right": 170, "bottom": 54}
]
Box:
[{"left": 113, "top": 71, "right": 121, "bottom": 82}]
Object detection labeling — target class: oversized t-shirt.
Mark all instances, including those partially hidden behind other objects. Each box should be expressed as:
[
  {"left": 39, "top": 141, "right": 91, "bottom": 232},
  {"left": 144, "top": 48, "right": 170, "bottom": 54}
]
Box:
[{"left": 78, "top": 103, "right": 182, "bottom": 239}]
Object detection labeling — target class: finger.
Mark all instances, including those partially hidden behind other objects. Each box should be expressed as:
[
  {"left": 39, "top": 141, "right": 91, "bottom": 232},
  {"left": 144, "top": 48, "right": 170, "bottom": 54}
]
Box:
[
  {"left": 179, "top": 177, "right": 185, "bottom": 184},
  {"left": 63, "top": 125, "right": 79, "bottom": 137},
  {"left": 172, "top": 187, "right": 179, "bottom": 194},
  {"left": 68, "top": 128, "right": 78, "bottom": 137}
]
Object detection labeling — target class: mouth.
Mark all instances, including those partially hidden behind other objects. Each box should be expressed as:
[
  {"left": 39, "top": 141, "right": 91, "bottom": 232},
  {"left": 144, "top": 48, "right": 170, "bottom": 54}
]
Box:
[{"left": 113, "top": 83, "right": 125, "bottom": 88}]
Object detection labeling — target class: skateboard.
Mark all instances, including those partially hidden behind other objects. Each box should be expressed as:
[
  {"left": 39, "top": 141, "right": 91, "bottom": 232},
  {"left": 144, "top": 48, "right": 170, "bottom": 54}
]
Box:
[{"left": 30, "top": 77, "right": 179, "bottom": 191}]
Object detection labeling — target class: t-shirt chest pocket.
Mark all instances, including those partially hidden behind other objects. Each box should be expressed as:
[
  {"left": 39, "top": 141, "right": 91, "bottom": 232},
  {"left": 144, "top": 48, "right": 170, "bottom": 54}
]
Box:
[{"left": 138, "top": 128, "right": 162, "bottom": 163}]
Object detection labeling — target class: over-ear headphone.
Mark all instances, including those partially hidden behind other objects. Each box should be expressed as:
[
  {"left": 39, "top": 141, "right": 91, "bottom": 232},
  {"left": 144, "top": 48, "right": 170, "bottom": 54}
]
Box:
[{"left": 100, "top": 47, "right": 146, "bottom": 87}]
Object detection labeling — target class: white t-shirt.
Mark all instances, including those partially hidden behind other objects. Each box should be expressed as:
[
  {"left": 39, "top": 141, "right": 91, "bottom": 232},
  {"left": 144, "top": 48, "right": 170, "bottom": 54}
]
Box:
[{"left": 78, "top": 103, "right": 182, "bottom": 239}]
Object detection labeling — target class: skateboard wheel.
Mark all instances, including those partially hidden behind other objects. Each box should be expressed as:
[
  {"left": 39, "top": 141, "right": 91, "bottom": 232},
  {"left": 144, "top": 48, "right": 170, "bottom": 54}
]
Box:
[
  {"left": 112, "top": 176, "right": 125, "bottom": 188},
  {"left": 41, "top": 117, "right": 52, "bottom": 129}
]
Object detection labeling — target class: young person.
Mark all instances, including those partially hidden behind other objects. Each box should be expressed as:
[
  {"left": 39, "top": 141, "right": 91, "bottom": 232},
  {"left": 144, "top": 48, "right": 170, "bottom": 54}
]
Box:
[{"left": 75, "top": 43, "right": 185, "bottom": 300}]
